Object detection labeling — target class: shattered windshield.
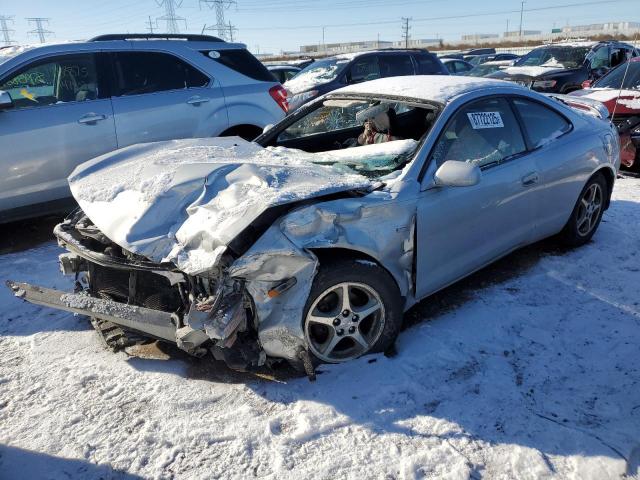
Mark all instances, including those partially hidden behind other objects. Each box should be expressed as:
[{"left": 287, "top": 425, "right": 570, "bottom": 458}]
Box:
[
  {"left": 284, "top": 58, "right": 349, "bottom": 88},
  {"left": 273, "top": 98, "right": 435, "bottom": 179},
  {"left": 515, "top": 46, "right": 590, "bottom": 69},
  {"left": 594, "top": 62, "right": 640, "bottom": 89}
]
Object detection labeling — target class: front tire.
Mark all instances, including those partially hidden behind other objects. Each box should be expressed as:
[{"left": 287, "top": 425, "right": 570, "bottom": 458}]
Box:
[
  {"left": 302, "top": 258, "right": 403, "bottom": 364},
  {"left": 560, "top": 173, "right": 607, "bottom": 247}
]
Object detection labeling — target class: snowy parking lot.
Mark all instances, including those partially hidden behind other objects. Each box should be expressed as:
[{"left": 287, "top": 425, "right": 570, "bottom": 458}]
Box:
[{"left": 0, "top": 176, "right": 638, "bottom": 480}]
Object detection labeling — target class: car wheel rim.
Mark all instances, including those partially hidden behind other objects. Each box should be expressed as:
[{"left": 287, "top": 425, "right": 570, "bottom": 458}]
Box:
[
  {"left": 304, "top": 282, "right": 386, "bottom": 363},
  {"left": 576, "top": 183, "right": 603, "bottom": 237}
]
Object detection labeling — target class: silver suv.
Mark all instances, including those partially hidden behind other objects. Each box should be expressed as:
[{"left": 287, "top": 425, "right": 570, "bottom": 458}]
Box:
[{"left": 0, "top": 34, "right": 287, "bottom": 223}]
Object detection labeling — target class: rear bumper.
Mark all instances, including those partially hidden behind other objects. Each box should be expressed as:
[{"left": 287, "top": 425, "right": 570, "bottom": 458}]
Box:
[{"left": 6, "top": 280, "right": 177, "bottom": 342}]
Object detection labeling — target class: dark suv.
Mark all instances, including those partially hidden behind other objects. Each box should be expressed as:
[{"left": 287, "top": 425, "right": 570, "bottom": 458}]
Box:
[
  {"left": 488, "top": 40, "right": 639, "bottom": 93},
  {"left": 284, "top": 49, "right": 448, "bottom": 110}
]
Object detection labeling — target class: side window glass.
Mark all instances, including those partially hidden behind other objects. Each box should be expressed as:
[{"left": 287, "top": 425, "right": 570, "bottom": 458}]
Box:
[
  {"left": 114, "top": 52, "right": 208, "bottom": 96},
  {"left": 415, "top": 54, "right": 442, "bottom": 74},
  {"left": 0, "top": 54, "right": 98, "bottom": 109},
  {"left": 590, "top": 47, "right": 610, "bottom": 69},
  {"left": 348, "top": 56, "right": 380, "bottom": 84},
  {"left": 513, "top": 98, "right": 571, "bottom": 149},
  {"left": 431, "top": 97, "right": 526, "bottom": 169},
  {"left": 379, "top": 55, "right": 414, "bottom": 77}
]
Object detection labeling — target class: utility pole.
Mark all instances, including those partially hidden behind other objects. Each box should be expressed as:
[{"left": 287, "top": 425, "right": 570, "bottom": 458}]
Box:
[
  {"left": 401, "top": 17, "right": 411, "bottom": 48},
  {"left": 26, "top": 18, "right": 53, "bottom": 44},
  {"left": 0, "top": 15, "right": 15, "bottom": 46},
  {"left": 146, "top": 15, "right": 155, "bottom": 34},
  {"left": 519, "top": 1, "right": 525, "bottom": 39},
  {"left": 321, "top": 26, "right": 325, "bottom": 53},
  {"left": 156, "top": 0, "right": 186, "bottom": 34},
  {"left": 506, "top": 19, "right": 509, "bottom": 37},
  {"left": 199, "top": 0, "right": 236, "bottom": 42}
]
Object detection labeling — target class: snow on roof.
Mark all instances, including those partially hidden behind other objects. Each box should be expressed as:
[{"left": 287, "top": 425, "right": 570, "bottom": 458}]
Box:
[
  {"left": 334, "top": 75, "right": 514, "bottom": 104},
  {"left": 0, "top": 45, "right": 35, "bottom": 64},
  {"left": 543, "top": 41, "right": 597, "bottom": 48}
]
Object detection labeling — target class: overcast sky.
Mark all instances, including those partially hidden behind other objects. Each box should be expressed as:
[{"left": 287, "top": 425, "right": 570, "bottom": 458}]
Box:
[{"left": 2, "top": 0, "right": 638, "bottom": 54}]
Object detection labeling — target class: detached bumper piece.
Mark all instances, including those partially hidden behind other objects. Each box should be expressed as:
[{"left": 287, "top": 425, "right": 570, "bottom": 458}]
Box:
[{"left": 6, "top": 280, "right": 177, "bottom": 342}]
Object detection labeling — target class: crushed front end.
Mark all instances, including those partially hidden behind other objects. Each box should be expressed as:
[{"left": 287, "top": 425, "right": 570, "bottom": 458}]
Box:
[{"left": 9, "top": 209, "right": 269, "bottom": 372}]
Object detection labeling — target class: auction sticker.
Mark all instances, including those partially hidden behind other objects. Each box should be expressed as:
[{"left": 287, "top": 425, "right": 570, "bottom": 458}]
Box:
[{"left": 467, "top": 112, "right": 504, "bottom": 129}]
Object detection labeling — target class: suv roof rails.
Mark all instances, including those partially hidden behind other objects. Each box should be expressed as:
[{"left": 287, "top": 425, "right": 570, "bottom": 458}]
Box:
[{"left": 89, "top": 33, "right": 224, "bottom": 42}]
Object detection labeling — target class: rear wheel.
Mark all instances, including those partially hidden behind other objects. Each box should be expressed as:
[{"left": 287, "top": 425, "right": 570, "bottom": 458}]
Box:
[
  {"left": 560, "top": 173, "right": 607, "bottom": 247},
  {"left": 302, "top": 258, "right": 403, "bottom": 364}
]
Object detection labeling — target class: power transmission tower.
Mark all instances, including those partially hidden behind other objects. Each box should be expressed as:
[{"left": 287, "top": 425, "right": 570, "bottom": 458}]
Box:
[
  {"left": 0, "top": 15, "right": 15, "bottom": 46},
  {"left": 519, "top": 1, "right": 526, "bottom": 38},
  {"left": 199, "top": 0, "right": 236, "bottom": 41},
  {"left": 401, "top": 17, "right": 411, "bottom": 48},
  {"left": 146, "top": 15, "right": 155, "bottom": 34},
  {"left": 156, "top": 0, "right": 186, "bottom": 34},
  {"left": 26, "top": 17, "right": 54, "bottom": 44}
]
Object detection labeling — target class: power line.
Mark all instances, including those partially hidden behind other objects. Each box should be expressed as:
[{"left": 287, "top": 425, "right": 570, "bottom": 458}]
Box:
[
  {"left": 26, "top": 17, "right": 54, "bottom": 44},
  {"left": 146, "top": 15, "right": 155, "bottom": 34},
  {"left": 0, "top": 15, "right": 15, "bottom": 46},
  {"left": 199, "top": 0, "right": 236, "bottom": 42},
  {"left": 156, "top": 0, "right": 186, "bottom": 34},
  {"left": 237, "top": 0, "right": 632, "bottom": 31},
  {"left": 401, "top": 17, "right": 411, "bottom": 48}
]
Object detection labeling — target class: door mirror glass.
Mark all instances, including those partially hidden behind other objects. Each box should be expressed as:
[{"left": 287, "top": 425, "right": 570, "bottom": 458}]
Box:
[
  {"left": 434, "top": 160, "right": 481, "bottom": 187},
  {"left": 0, "top": 90, "right": 13, "bottom": 110},
  {"left": 262, "top": 123, "right": 274, "bottom": 134}
]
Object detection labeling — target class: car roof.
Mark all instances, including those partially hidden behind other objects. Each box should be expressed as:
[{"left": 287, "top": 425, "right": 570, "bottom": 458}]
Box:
[
  {"left": 0, "top": 37, "right": 246, "bottom": 67},
  {"left": 333, "top": 75, "right": 520, "bottom": 104},
  {"left": 267, "top": 65, "right": 301, "bottom": 70},
  {"left": 320, "top": 49, "right": 431, "bottom": 62}
]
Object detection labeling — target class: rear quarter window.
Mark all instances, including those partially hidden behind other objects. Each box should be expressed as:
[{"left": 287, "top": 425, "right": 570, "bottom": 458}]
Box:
[
  {"left": 414, "top": 54, "right": 445, "bottom": 74},
  {"left": 512, "top": 98, "right": 571, "bottom": 149},
  {"left": 203, "top": 49, "right": 274, "bottom": 82}
]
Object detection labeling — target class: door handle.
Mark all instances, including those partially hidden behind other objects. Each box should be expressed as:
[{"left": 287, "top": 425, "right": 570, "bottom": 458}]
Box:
[
  {"left": 78, "top": 113, "right": 106, "bottom": 124},
  {"left": 521, "top": 172, "right": 539, "bottom": 186},
  {"left": 187, "top": 96, "right": 210, "bottom": 105}
]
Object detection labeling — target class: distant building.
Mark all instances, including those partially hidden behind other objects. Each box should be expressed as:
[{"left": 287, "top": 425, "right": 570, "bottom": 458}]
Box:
[
  {"left": 561, "top": 22, "right": 640, "bottom": 34},
  {"left": 392, "top": 38, "right": 442, "bottom": 48},
  {"left": 300, "top": 40, "right": 393, "bottom": 55},
  {"left": 461, "top": 33, "right": 500, "bottom": 42},
  {"left": 504, "top": 30, "right": 542, "bottom": 38}
]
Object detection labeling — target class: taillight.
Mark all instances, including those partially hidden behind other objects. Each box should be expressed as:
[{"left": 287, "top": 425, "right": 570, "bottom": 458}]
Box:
[{"left": 269, "top": 85, "right": 288, "bottom": 113}]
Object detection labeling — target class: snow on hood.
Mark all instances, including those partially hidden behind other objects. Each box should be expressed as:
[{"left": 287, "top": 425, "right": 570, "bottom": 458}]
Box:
[
  {"left": 501, "top": 65, "right": 567, "bottom": 78},
  {"left": 67, "top": 137, "right": 386, "bottom": 275}
]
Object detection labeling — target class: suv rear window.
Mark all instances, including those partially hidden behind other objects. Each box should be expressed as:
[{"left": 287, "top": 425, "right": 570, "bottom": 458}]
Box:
[
  {"left": 414, "top": 53, "right": 445, "bottom": 74},
  {"left": 113, "top": 52, "right": 209, "bottom": 96},
  {"left": 204, "top": 49, "right": 274, "bottom": 82}
]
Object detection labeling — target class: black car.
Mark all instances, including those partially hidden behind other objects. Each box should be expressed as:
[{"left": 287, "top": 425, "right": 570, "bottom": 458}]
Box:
[
  {"left": 284, "top": 49, "right": 448, "bottom": 110},
  {"left": 466, "top": 53, "right": 520, "bottom": 65},
  {"left": 487, "top": 41, "right": 639, "bottom": 93}
]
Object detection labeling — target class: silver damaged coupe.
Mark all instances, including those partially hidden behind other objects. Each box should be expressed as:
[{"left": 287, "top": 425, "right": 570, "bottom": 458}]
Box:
[{"left": 8, "top": 76, "right": 620, "bottom": 377}]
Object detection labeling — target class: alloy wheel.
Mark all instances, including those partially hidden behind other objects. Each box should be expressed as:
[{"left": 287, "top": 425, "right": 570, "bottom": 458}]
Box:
[
  {"left": 304, "top": 282, "right": 386, "bottom": 363},
  {"left": 576, "top": 183, "right": 603, "bottom": 237}
]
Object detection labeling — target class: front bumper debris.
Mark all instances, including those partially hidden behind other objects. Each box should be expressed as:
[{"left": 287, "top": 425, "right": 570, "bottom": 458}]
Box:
[{"left": 6, "top": 280, "right": 177, "bottom": 342}]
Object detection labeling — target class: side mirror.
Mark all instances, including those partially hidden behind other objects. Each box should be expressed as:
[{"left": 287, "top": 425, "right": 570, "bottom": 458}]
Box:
[
  {"left": 0, "top": 90, "right": 13, "bottom": 111},
  {"left": 262, "top": 124, "right": 274, "bottom": 134},
  {"left": 433, "top": 160, "right": 481, "bottom": 187}
]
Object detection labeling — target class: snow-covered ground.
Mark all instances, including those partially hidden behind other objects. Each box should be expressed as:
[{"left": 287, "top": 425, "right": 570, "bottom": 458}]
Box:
[{"left": 1, "top": 177, "right": 639, "bottom": 480}]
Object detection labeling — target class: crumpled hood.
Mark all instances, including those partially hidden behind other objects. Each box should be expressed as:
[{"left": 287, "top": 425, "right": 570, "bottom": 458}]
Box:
[{"left": 68, "top": 137, "right": 373, "bottom": 275}]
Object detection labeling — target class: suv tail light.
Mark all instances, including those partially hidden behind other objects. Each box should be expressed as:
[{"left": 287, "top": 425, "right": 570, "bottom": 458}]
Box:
[{"left": 269, "top": 85, "right": 288, "bottom": 113}]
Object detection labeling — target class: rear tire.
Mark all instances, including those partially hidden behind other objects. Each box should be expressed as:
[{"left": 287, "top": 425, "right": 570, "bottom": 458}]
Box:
[
  {"left": 559, "top": 173, "right": 607, "bottom": 247},
  {"left": 302, "top": 258, "right": 403, "bottom": 364}
]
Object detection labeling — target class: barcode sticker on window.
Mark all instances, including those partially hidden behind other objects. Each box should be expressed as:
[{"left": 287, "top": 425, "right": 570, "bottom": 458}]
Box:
[{"left": 467, "top": 112, "right": 504, "bottom": 129}]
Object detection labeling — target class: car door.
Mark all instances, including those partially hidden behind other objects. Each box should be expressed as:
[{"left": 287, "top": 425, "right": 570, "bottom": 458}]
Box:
[
  {"left": 0, "top": 52, "right": 117, "bottom": 215},
  {"left": 510, "top": 97, "right": 578, "bottom": 239},
  {"left": 109, "top": 50, "right": 227, "bottom": 147},
  {"left": 415, "top": 96, "right": 540, "bottom": 298}
]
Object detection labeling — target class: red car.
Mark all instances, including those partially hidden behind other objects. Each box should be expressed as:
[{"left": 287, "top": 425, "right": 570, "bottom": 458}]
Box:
[{"left": 571, "top": 58, "right": 640, "bottom": 171}]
